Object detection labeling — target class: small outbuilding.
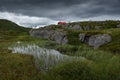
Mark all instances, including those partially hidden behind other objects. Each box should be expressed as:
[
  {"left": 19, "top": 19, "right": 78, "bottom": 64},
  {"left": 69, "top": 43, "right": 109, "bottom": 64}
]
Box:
[{"left": 58, "top": 21, "right": 67, "bottom": 25}]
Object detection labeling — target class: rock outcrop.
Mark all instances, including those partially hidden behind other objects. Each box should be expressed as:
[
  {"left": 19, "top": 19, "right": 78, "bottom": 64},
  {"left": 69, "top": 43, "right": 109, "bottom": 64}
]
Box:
[
  {"left": 68, "top": 24, "right": 83, "bottom": 30},
  {"left": 79, "top": 33, "right": 86, "bottom": 42},
  {"left": 30, "top": 29, "right": 68, "bottom": 44},
  {"left": 30, "top": 24, "right": 112, "bottom": 48},
  {"left": 65, "top": 24, "right": 104, "bottom": 30},
  {"left": 0, "top": 36, "right": 1, "bottom": 39},
  {"left": 79, "top": 33, "right": 112, "bottom": 48},
  {"left": 117, "top": 24, "right": 120, "bottom": 28},
  {"left": 83, "top": 26, "right": 91, "bottom": 30},
  {"left": 94, "top": 26, "right": 103, "bottom": 30},
  {"left": 88, "top": 34, "right": 112, "bottom": 48}
]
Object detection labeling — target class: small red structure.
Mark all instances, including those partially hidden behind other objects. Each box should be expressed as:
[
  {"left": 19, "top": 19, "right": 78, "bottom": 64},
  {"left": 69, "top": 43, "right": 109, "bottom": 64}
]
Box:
[{"left": 58, "top": 21, "right": 67, "bottom": 25}]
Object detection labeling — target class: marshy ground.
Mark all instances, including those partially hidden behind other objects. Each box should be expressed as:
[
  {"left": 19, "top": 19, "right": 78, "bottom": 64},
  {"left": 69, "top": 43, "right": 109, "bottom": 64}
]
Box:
[{"left": 0, "top": 19, "right": 120, "bottom": 80}]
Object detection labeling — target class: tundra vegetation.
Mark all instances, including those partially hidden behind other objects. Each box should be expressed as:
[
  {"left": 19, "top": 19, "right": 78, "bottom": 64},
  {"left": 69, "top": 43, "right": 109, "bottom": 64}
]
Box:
[{"left": 0, "top": 19, "right": 120, "bottom": 80}]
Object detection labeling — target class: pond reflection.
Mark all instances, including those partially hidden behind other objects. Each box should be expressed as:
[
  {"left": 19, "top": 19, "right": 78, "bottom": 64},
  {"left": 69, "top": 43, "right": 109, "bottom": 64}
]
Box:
[{"left": 8, "top": 44, "right": 85, "bottom": 71}]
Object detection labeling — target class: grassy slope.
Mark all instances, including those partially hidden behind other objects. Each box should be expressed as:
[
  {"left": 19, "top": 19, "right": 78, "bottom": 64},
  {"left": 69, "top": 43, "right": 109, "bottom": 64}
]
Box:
[
  {"left": 0, "top": 19, "right": 30, "bottom": 32},
  {"left": 68, "top": 28, "right": 120, "bottom": 53},
  {"left": 0, "top": 19, "right": 30, "bottom": 36},
  {"left": 55, "top": 20, "right": 120, "bottom": 54},
  {"left": 0, "top": 19, "right": 31, "bottom": 42},
  {"left": 0, "top": 19, "right": 40, "bottom": 80},
  {"left": 100, "top": 28, "right": 120, "bottom": 53},
  {"left": 46, "top": 20, "right": 120, "bottom": 54},
  {"left": 0, "top": 49, "right": 40, "bottom": 80},
  {"left": 0, "top": 20, "right": 120, "bottom": 80}
]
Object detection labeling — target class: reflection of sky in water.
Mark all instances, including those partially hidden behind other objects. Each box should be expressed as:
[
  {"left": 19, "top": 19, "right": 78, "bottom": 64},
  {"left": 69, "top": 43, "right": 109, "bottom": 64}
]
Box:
[{"left": 8, "top": 44, "right": 85, "bottom": 71}]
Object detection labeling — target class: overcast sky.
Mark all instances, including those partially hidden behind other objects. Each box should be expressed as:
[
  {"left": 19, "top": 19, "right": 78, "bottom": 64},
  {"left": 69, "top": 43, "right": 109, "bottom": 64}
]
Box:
[{"left": 0, "top": 0, "right": 120, "bottom": 27}]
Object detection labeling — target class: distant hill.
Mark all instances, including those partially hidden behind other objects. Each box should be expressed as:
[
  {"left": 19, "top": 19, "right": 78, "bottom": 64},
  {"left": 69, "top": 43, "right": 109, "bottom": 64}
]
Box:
[{"left": 0, "top": 19, "right": 30, "bottom": 34}]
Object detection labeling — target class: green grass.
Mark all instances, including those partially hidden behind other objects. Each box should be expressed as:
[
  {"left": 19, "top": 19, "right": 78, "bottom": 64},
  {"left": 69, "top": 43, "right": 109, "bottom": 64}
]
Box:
[
  {"left": 0, "top": 48, "right": 42, "bottom": 80},
  {"left": 0, "top": 19, "right": 30, "bottom": 41},
  {"left": 65, "top": 27, "right": 120, "bottom": 54},
  {"left": 50, "top": 58, "right": 120, "bottom": 80},
  {"left": 0, "top": 19, "right": 120, "bottom": 80},
  {"left": 40, "top": 44, "right": 120, "bottom": 80},
  {"left": 66, "top": 30, "right": 81, "bottom": 45},
  {"left": 0, "top": 35, "right": 120, "bottom": 80},
  {"left": 0, "top": 19, "right": 30, "bottom": 32},
  {"left": 70, "top": 20, "right": 120, "bottom": 29}
]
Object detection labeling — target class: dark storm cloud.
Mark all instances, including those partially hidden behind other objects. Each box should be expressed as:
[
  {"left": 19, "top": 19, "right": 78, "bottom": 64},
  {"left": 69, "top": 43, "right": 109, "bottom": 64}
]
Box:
[
  {"left": 0, "top": 0, "right": 120, "bottom": 27},
  {"left": 0, "top": 0, "right": 120, "bottom": 18}
]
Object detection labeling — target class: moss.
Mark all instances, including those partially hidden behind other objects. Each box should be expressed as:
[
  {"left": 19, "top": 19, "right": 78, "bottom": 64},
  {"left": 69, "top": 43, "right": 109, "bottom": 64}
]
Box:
[{"left": 66, "top": 30, "right": 81, "bottom": 45}]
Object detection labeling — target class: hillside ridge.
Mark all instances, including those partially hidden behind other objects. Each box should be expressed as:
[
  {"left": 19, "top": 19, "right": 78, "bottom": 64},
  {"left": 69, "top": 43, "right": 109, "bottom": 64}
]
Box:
[{"left": 30, "top": 20, "right": 120, "bottom": 53}]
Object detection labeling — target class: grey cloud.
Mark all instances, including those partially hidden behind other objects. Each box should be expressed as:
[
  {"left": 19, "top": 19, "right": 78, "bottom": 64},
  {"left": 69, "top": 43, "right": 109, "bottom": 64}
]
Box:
[
  {"left": 0, "top": 0, "right": 120, "bottom": 17},
  {"left": 0, "top": 0, "right": 120, "bottom": 27}
]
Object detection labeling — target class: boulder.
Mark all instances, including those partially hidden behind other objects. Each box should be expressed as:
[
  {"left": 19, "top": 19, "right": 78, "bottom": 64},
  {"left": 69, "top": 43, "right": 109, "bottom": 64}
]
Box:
[
  {"left": 30, "top": 29, "right": 68, "bottom": 44},
  {"left": 50, "top": 30, "right": 68, "bottom": 44},
  {"left": 72, "top": 24, "right": 83, "bottom": 30},
  {"left": 94, "top": 26, "right": 103, "bottom": 30},
  {"left": 79, "top": 33, "right": 112, "bottom": 48},
  {"left": 88, "top": 34, "right": 112, "bottom": 48},
  {"left": 117, "top": 24, "right": 120, "bottom": 28},
  {"left": 83, "top": 26, "right": 90, "bottom": 30},
  {"left": 30, "top": 29, "right": 50, "bottom": 39},
  {"left": 79, "top": 33, "right": 86, "bottom": 42},
  {"left": 66, "top": 24, "right": 83, "bottom": 30}
]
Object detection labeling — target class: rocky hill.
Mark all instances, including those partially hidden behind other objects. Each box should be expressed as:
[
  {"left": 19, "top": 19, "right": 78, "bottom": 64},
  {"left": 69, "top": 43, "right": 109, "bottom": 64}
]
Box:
[{"left": 30, "top": 20, "right": 120, "bottom": 53}]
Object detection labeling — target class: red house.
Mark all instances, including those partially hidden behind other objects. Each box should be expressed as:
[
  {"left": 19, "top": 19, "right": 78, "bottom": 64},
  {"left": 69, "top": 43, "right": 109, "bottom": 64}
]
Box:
[{"left": 58, "top": 21, "right": 67, "bottom": 25}]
